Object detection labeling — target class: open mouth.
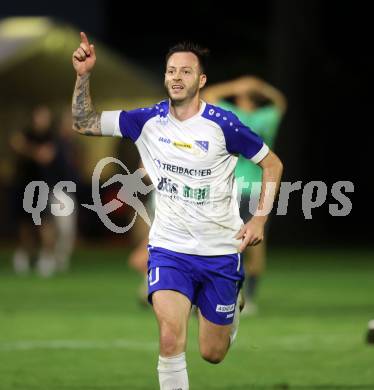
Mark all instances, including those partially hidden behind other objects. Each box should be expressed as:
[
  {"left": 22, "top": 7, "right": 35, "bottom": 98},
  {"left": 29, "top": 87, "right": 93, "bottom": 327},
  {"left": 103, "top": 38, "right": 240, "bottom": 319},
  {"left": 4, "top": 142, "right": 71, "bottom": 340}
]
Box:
[{"left": 171, "top": 85, "right": 184, "bottom": 90}]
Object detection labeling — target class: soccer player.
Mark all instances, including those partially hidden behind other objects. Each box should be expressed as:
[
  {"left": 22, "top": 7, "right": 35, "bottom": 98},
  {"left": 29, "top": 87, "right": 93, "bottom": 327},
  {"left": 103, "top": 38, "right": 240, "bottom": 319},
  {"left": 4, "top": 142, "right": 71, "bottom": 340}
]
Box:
[
  {"left": 203, "top": 76, "right": 287, "bottom": 314},
  {"left": 72, "top": 32, "right": 283, "bottom": 390}
]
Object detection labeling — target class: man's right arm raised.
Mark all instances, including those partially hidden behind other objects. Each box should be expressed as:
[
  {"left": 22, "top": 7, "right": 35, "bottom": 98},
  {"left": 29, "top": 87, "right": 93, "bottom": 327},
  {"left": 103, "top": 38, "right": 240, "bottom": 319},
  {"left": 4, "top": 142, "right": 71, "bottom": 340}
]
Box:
[{"left": 72, "top": 32, "right": 101, "bottom": 136}]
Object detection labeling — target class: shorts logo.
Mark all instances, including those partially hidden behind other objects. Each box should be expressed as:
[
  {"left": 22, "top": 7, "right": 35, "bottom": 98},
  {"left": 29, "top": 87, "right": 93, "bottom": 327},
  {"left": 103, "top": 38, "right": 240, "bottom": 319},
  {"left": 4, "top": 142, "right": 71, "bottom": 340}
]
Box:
[
  {"left": 149, "top": 267, "right": 160, "bottom": 286},
  {"left": 216, "top": 303, "right": 235, "bottom": 313}
]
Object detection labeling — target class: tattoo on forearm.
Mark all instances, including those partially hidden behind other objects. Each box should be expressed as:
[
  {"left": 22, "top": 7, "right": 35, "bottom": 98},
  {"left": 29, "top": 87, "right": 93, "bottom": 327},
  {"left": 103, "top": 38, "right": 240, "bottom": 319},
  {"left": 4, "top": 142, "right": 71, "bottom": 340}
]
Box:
[{"left": 72, "top": 74, "right": 101, "bottom": 135}]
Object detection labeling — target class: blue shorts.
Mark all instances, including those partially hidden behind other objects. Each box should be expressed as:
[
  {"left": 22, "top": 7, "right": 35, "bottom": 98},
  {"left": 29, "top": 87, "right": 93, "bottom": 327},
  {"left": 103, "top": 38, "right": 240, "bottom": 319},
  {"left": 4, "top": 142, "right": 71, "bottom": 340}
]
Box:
[{"left": 147, "top": 246, "right": 244, "bottom": 325}]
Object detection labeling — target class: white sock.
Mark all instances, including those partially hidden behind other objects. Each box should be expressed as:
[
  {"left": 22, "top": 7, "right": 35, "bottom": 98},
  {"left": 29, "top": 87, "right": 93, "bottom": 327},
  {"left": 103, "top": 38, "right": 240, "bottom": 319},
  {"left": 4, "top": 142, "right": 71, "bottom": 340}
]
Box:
[{"left": 157, "top": 352, "right": 189, "bottom": 390}]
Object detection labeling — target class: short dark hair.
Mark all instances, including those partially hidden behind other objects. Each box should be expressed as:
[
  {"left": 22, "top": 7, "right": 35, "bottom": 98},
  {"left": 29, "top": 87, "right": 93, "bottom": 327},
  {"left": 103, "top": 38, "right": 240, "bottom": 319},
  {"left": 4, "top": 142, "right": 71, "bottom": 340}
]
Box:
[{"left": 165, "top": 42, "right": 210, "bottom": 74}]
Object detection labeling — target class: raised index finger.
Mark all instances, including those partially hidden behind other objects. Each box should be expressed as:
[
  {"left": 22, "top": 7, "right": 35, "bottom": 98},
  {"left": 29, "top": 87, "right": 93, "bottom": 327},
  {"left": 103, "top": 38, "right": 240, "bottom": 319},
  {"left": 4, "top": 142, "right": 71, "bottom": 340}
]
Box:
[{"left": 80, "top": 32, "right": 90, "bottom": 45}]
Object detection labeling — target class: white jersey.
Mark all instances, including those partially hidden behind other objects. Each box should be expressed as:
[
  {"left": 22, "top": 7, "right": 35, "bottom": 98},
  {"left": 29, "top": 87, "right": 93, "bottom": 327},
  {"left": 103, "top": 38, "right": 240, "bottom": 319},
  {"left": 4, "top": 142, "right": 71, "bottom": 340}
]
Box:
[{"left": 101, "top": 100, "right": 269, "bottom": 255}]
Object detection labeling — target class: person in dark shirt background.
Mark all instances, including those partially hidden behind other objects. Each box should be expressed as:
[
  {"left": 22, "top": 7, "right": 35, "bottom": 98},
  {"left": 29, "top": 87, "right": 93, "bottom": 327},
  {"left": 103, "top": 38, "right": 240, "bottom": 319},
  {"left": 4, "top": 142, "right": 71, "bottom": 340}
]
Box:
[{"left": 10, "top": 105, "right": 77, "bottom": 276}]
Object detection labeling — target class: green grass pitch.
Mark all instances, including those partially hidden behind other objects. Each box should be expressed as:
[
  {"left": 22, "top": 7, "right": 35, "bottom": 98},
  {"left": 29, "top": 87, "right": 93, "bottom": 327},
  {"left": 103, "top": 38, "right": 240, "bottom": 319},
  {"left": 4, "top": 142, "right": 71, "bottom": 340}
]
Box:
[{"left": 0, "top": 247, "right": 373, "bottom": 389}]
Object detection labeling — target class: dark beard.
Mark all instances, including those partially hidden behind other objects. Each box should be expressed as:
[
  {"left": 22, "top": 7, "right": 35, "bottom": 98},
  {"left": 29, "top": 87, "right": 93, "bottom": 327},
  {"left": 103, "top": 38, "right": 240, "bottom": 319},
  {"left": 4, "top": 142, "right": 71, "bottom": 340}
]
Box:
[{"left": 164, "top": 82, "right": 199, "bottom": 106}]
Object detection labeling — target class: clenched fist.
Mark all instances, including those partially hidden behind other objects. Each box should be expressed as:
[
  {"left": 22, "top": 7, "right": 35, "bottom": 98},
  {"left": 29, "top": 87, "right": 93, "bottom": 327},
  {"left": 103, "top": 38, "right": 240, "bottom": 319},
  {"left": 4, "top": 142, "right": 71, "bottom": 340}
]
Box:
[{"left": 72, "top": 32, "right": 96, "bottom": 76}]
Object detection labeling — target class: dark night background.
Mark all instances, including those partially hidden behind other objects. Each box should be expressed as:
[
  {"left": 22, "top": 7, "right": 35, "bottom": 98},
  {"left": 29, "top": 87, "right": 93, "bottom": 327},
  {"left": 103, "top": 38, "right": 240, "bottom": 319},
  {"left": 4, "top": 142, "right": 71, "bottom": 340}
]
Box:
[{"left": 1, "top": 1, "right": 372, "bottom": 247}]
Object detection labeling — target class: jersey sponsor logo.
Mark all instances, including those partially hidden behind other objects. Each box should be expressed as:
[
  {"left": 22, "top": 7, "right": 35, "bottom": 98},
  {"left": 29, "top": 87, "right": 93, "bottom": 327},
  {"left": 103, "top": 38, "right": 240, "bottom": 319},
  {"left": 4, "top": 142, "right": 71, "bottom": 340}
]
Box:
[
  {"left": 226, "top": 313, "right": 234, "bottom": 318},
  {"left": 154, "top": 159, "right": 162, "bottom": 168},
  {"left": 172, "top": 140, "right": 192, "bottom": 149},
  {"left": 158, "top": 136, "right": 171, "bottom": 144},
  {"left": 194, "top": 140, "right": 209, "bottom": 153},
  {"left": 158, "top": 138, "right": 206, "bottom": 157},
  {"left": 216, "top": 303, "right": 235, "bottom": 313},
  {"left": 183, "top": 185, "right": 210, "bottom": 201},
  {"left": 157, "top": 177, "right": 179, "bottom": 194},
  {"left": 157, "top": 177, "right": 210, "bottom": 205},
  {"left": 153, "top": 159, "right": 212, "bottom": 177}
]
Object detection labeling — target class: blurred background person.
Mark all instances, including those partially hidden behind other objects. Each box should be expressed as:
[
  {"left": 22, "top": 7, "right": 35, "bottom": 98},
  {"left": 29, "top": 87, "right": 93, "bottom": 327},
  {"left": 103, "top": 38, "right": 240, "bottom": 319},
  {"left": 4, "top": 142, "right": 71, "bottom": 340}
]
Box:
[
  {"left": 9, "top": 105, "right": 78, "bottom": 276},
  {"left": 203, "top": 76, "right": 287, "bottom": 314},
  {"left": 53, "top": 108, "right": 81, "bottom": 272}
]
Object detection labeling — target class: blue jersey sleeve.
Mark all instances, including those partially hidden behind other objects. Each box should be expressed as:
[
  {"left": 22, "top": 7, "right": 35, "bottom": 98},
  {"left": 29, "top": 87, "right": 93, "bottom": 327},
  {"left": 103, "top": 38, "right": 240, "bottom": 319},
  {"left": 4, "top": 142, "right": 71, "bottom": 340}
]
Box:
[
  {"left": 203, "top": 104, "right": 269, "bottom": 162},
  {"left": 119, "top": 107, "right": 156, "bottom": 142}
]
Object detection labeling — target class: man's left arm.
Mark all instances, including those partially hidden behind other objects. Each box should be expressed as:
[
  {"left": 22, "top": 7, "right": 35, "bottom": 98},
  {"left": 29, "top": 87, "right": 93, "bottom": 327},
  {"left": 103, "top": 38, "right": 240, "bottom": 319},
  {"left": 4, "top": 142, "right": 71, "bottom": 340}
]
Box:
[{"left": 236, "top": 150, "right": 283, "bottom": 251}]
